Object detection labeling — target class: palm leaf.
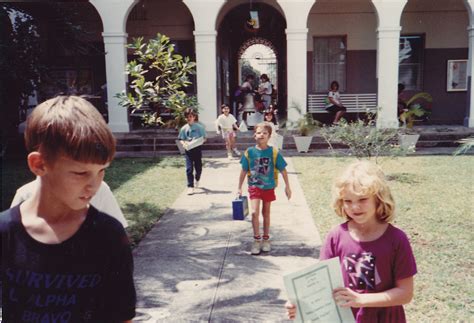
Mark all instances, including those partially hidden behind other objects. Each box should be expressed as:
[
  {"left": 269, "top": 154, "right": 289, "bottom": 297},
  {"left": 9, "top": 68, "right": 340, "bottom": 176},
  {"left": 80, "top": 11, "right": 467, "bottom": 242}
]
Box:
[
  {"left": 453, "top": 137, "right": 474, "bottom": 155},
  {"left": 405, "top": 92, "right": 433, "bottom": 107}
]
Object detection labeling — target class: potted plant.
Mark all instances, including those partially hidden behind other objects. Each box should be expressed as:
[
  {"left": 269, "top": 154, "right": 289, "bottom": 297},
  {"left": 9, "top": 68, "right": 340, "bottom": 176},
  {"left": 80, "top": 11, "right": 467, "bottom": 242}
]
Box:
[
  {"left": 398, "top": 92, "right": 432, "bottom": 150},
  {"left": 293, "top": 113, "right": 318, "bottom": 153}
]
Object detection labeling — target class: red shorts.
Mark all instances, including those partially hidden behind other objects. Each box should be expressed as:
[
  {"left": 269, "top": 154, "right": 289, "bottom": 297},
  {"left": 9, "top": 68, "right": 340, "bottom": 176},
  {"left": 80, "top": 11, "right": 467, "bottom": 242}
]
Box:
[{"left": 248, "top": 186, "right": 276, "bottom": 202}]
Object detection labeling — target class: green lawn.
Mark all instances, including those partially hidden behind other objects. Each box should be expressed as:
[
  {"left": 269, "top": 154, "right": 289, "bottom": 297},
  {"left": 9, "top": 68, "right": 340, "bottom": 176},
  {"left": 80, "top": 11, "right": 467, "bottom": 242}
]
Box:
[
  {"left": 1, "top": 157, "right": 186, "bottom": 247},
  {"left": 292, "top": 156, "right": 474, "bottom": 321},
  {"left": 104, "top": 157, "right": 185, "bottom": 246},
  {"left": 2, "top": 155, "right": 473, "bottom": 319}
]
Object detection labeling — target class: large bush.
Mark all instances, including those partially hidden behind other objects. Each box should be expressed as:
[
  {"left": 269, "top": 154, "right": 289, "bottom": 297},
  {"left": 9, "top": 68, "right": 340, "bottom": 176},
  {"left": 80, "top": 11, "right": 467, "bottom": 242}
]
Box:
[{"left": 117, "top": 33, "right": 197, "bottom": 128}]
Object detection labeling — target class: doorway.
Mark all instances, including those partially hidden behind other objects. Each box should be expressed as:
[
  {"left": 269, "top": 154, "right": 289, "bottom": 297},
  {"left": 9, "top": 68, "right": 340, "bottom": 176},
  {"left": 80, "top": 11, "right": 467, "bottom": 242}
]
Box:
[
  {"left": 217, "top": 2, "right": 286, "bottom": 118},
  {"left": 238, "top": 39, "right": 278, "bottom": 106}
]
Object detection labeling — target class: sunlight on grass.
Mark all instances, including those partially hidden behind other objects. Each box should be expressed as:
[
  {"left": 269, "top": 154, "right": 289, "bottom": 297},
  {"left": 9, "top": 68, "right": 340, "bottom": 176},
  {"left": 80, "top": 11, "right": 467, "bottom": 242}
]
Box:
[
  {"left": 292, "top": 156, "right": 474, "bottom": 321},
  {"left": 104, "top": 157, "right": 186, "bottom": 246}
]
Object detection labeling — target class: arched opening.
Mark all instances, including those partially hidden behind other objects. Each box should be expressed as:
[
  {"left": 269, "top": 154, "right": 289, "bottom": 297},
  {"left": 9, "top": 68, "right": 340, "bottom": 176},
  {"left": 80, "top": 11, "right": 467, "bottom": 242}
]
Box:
[
  {"left": 217, "top": 2, "right": 286, "bottom": 119},
  {"left": 238, "top": 39, "right": 278, "bottom": 92},
  {"left": 125, "top": 0, "right": 195, "bottom": 128}
]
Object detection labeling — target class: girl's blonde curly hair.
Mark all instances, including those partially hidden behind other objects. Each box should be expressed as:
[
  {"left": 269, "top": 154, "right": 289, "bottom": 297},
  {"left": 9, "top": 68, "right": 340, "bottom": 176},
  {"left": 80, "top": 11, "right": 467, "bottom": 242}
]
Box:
[{"left": 332, "top": 160, "right": 395, "bottom": 222}]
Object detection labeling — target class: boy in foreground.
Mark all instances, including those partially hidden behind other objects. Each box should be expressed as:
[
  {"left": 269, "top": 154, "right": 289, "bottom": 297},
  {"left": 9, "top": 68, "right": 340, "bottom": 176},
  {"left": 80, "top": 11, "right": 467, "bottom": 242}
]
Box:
[
  {"left": 0, "top": 96, "right": 136, "bottom": 321},
  {"left": 237, "top": 122, "right": 292, "bottom": 255}
]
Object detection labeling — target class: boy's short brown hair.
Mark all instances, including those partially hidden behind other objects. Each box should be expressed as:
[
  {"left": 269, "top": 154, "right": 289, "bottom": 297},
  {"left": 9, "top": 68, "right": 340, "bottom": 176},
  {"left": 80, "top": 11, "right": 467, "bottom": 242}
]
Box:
[
  {"left": 254, "top": 122, "right": 273, "bottom": 136},
  {"left": 184, "top": 108, "right": 198, "bottom": 118},
  {"left": 25, "top": 95, "right": 116, "bottom": 164}
]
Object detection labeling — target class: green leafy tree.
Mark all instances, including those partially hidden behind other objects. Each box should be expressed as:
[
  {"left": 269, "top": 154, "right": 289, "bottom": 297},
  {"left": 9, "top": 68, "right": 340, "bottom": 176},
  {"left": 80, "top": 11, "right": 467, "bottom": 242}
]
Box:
[
  {"left": 240, "top": 61, "right": 260, "bottom": 83},
  {"left": 0, "top": 3, "right": 103, "bottom": 143},
  {"left": 0, "top": 5, "right": 41, "bottom": 137},
  {"left": 117, "top": 33, "right": 197, "bottom": 128}
]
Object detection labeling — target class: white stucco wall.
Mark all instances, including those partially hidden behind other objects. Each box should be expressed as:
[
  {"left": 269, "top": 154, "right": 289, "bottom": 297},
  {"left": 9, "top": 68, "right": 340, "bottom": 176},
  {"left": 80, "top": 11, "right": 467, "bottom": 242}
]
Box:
[
  {"left": 402, "top": 11, "right": 468, "bottom": 48},
  {"left": 127, "top": 0, "right": 194, "bottom": 40},
  {"left": 307, "top": 0, "right": 468, "bottom": 51},
  {"left": 307, "top": 12, "right": 377, "bottom": 50}
]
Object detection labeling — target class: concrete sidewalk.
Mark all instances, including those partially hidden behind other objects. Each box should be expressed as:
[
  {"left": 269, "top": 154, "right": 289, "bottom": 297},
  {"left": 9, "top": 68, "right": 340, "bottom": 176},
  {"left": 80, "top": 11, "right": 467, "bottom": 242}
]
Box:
[{"left": 132, "top": 156, "right": 322, "bottom": 322}]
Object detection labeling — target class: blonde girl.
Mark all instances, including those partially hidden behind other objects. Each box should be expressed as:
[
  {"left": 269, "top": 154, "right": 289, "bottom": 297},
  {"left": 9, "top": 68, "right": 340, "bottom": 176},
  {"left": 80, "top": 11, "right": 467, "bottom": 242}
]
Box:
[{"left": 286, "top": 160, "right": 417, "bottom": 322}]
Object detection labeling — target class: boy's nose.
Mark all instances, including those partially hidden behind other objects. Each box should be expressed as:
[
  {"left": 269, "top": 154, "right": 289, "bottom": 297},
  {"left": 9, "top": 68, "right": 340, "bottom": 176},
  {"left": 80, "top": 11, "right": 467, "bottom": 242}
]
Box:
[{"left": 87, "top": 174, "right": 103, "bottom": 193}]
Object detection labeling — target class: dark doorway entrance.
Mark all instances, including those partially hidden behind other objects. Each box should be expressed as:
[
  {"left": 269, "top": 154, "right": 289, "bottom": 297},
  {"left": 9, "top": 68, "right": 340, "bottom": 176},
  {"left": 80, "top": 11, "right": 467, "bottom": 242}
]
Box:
[{"left": 217, "top": 2, "right": 286, "bottom": 119}]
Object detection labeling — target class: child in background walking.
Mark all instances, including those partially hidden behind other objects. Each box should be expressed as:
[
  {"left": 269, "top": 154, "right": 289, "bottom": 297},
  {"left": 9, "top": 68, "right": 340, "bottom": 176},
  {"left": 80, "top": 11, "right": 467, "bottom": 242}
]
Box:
[
  {"left": 0, "top": 96, "right": 136, "bottom": 321},
  {"left": 286, "top": 160, "right": 417, "bottom": 322},
  {"left": 178, "top": 108, "right": 207, "bottom": 195},
  {"left": 264, "top": 110, "right": 279, "bottom": 150},
  {"left": 238, "top": 122, "right": 291, "bottom": 255},
  {"left": 215, "top": 104, "right": 240, "bottom": 159}
]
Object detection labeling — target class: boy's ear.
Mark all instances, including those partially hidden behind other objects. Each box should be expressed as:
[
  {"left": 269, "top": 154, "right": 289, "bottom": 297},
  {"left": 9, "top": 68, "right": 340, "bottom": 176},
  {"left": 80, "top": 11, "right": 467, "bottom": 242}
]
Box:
[{"left": 27, "top": 152, "right": 48, "bottom": 176}]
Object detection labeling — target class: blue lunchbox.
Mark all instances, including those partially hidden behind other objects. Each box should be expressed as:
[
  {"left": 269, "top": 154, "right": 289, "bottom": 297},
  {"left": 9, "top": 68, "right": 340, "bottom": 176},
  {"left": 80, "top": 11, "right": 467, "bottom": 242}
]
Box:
[{"left": 232, "top": 195, "right": 249, "bottom": 220}]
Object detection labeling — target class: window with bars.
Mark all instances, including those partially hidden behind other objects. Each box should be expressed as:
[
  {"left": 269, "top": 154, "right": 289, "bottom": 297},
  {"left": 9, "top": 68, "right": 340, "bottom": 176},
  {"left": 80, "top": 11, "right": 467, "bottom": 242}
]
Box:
[
  {"left": 399, "top": 35, "right": 424, "bottom": 91},
  {"left": 313, "top": 36, "right": 346, "bottom": 93}
]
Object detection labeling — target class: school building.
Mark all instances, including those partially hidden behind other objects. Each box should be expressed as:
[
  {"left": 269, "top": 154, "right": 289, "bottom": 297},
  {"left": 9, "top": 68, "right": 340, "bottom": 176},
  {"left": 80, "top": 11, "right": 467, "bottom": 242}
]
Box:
[{"left": 18, "top": 0, "right": 474, "bottom": 132}]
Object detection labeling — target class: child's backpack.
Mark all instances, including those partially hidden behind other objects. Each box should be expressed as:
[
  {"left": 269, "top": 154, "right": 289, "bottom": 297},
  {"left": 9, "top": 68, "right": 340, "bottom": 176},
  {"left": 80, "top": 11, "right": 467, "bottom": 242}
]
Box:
[{"left": 244, "top": 147, "right": 279, "bottom": 186}]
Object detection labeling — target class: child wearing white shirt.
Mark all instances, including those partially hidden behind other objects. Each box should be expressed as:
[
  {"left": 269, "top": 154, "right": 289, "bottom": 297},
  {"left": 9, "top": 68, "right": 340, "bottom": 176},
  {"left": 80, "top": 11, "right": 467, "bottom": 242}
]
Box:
[
  {"left": 264, "top": 110, "right": 281, "bottom": 150},
  {"left": 215, "top": 104, "right": 240, "bottom": 159}
]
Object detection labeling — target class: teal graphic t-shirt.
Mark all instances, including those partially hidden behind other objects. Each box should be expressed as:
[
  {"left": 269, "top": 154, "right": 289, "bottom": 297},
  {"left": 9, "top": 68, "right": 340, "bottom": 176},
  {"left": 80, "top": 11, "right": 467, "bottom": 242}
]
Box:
[
  {"left": 178, "top": 122, "right": 206, "bottom": 141},
  {"left": 240, "top": 146, "right": 287, "bottom": 189}
]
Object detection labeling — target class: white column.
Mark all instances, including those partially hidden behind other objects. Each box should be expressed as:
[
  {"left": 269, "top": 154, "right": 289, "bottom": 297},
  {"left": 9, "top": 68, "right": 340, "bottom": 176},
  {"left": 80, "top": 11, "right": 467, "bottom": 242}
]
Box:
[
  {"left": 278, "top": 0, "right": 315, "bottom": 126},
  {"left": 183, "top": 0, "right": 226, "bottom": 130},
  {"left": 194, "top": 31, "right": 218, "bottom": 130},
  {"left": 286, "top": 29, "right": 310, "bottom": 125},
  {"left": 464, "top": 0, "right": 474, "bottom": 127},
  {"left": 372, "top": 0, "right": 407, "bottom": 129},
  {"left": 102, "top": 32, "right": 130, "bottom": 132},
  {"left": 467, "top": 25, "right": 474, "bottom": 127},
  {"left": 90, "top": 0, "right": 137, "bottom": 133}
]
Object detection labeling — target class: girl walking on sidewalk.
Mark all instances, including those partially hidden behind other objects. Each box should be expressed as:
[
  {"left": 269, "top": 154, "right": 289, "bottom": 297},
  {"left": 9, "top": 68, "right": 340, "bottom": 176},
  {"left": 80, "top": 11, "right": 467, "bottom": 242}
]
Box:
[{"left": 237, "top": 122, "right": 292, "bottom": 255}]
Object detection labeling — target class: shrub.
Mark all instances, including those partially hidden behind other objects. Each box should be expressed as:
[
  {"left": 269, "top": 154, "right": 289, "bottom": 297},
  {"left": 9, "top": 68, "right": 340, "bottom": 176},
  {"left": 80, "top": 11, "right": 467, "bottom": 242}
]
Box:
[
  {"left": 117, "top": 33, "right": 197, "bottom": 128},
  {"left": 319, "top": 112, "right": 404, "bottom": 162}
]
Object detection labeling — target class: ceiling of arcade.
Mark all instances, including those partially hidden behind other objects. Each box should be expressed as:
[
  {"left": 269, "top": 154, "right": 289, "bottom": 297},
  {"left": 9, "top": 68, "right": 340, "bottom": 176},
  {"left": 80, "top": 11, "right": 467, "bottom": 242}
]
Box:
[{"left": 126, "top": 0, "right": 194, "bottom": 41}]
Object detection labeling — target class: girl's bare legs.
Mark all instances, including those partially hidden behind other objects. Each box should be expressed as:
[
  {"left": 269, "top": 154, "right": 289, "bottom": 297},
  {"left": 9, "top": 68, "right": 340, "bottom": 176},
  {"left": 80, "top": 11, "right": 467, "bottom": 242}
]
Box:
[
  {"left": 334, "top": 110, "right": 345, "bottom": 124},
  {"left": 228, "top": 135, "right": 236, "bottom": 150},
  {"left": 262, "top": 201, "right": 271, "bottom": 237},
  {"left": 251, "top": 199, "right": 261, "bottom": 237},
  {"left": 225, "top": 136, "right": 232, "bottom": 154},
  {"left": 261, "top": 201, "right": 272, "bottom": 252}
]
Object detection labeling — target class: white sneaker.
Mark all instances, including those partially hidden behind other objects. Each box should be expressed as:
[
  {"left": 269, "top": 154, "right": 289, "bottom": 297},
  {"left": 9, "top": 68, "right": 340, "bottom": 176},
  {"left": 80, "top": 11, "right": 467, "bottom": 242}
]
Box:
[
  {"left": 187, "top": 187, "right": 194, "bottom": 195},
  {"left": 195, "top": 181, "right": 200, "bottom": 188},
  {"left": 261, "top": 240, "right": 271, "bottom": 252},
  {"left": 227, "top": 153, "right": 233, "bottom": 160},
  {"left": 233, "top": 148, "right": 241, "bottom": 156},
  {"left": 250, "top": 240, "right": 261, "bottom": 255}
]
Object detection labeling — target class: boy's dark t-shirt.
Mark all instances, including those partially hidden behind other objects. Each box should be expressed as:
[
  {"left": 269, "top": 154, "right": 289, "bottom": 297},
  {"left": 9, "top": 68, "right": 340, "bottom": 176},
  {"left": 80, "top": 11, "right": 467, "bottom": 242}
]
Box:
[{"left": 0, "top": 205, "right": 136, "bottom": 322}]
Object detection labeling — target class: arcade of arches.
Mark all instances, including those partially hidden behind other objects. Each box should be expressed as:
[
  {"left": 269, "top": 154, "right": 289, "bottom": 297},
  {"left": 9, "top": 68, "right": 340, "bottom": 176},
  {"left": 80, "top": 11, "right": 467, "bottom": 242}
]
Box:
[{"left": 6, "top": 0, "right": 474, "bottom": 133}]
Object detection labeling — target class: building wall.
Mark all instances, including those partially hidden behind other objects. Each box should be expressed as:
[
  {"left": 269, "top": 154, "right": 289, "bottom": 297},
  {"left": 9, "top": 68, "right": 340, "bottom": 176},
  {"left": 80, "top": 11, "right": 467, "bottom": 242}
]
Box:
[
  {"left": 126, "top": 0, "right": 194, "bottom": 40},
  {"left": 424, "top": 48, "right": 468, "bottom": 123},
  {"left": 306, "top": 0, "right": 469, "bottom": 124}
]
